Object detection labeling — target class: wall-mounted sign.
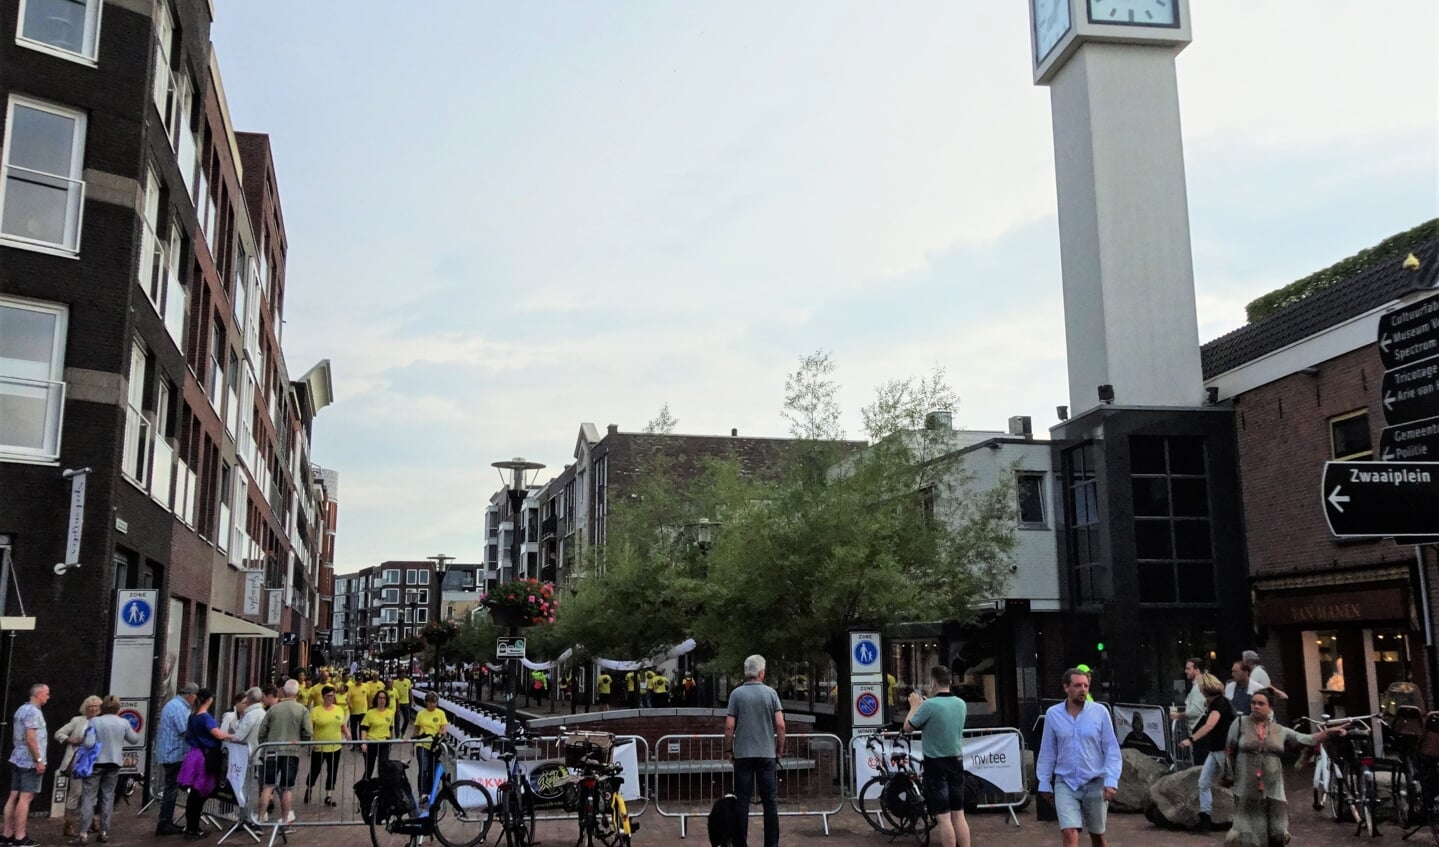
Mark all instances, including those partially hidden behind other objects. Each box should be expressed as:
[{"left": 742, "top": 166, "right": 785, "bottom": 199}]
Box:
[
  {"left": 849, "top": 631, "right": 881, "bottom": 676},
  {"left": 266, "top": 589, "right": 282, "bottom": 626},
  {"left": 114, "top": 589, "right": 157, "bottom": 639},
  {"left": 243, "top": 572, "right": 263, "bottom": 616}
]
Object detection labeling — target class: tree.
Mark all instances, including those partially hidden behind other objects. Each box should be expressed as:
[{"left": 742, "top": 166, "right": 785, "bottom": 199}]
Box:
[
  {"left": 643, "top": 402, "right": 679, "bottom": 434},
  {"left": 781, "top": 351, "right": 845, "bottom": 440},
  {"left": 861, "top": 365, "right": 959, "bottom": 441}
]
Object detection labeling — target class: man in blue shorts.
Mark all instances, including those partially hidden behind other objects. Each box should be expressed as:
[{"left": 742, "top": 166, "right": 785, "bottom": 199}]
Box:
[
  {"left": 1037, "top": 668, "right": 1121, "bottom": 847},
  {"left": 903, "top": 666, "right": 970, "bottom": 847}
]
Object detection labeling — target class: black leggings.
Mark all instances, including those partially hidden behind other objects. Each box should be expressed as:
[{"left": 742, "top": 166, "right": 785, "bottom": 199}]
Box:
[
  {"left": 306, "top": 750, "right": 341, "bottom": 791},
  {"left": 363, "top": 743, "right": 390, "bottom": 780}
]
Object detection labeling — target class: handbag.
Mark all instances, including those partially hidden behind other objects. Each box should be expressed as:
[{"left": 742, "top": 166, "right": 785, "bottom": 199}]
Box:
[
  {"left": 1219, "top": 717, "right": 1241, "bottom": 788},
  {"left": 70, "top": 726, "right": 100, "bottom": 779}
]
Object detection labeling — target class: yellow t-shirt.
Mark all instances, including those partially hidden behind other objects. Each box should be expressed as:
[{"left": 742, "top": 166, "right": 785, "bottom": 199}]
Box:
[
  {"left": 362, "top": 708, "right": 395, "bottom": 741},
  {"left": 394, "top": 679, "right": 413, "bottom": 705},
  {"left": 310, "top": 704, "right": 348, "bottom": 753},
  {"left": 346, "top": 685, "right": 370, "bottom": 715},
  {"left": 597, "top": 674, "right": 612, "bottom": 695},
  {"left": 412, "top": 707, "right": 448, "bottom": 748},
  {"left": 652, "top": 675, "right": 669, "bottom": 694},
  {"left": 308, "top": 685, "right": 327, "bottom": 709}
]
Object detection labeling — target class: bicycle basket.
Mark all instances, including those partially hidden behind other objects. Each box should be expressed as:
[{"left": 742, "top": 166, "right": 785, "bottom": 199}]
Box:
[
  {"left": 1383, "top": 681, "right": 1424, "bottom": 717},
  {"left": 561, "top": 730, "right": 615, "bottom": 766},
  {"left": 1394, "top": 705, "right": 1426, "bottom": 739}
]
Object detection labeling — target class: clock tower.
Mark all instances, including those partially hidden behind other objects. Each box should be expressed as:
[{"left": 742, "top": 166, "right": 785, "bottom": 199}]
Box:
[
  {"left": 1030, "top": 0, "right": 1201, "bottom": 414},
  {"left": 1026, "top": 1, "right": 1253, "bottom": 706}
]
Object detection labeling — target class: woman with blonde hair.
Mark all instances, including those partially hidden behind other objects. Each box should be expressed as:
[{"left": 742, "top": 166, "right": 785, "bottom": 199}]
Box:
[
  {"left": 55, "top": 696, "right": 101, "bottom": 837},
  {"left": 75, "top": 696, "right": 142, "bottom": 843},
  {"left": 1178, "top": 673, "right": 1234, "bottom": 832}
]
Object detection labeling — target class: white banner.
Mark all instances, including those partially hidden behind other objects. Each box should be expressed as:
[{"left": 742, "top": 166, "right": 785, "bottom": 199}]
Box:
[
  {"left": 224, "top": 741, "right": 250, "bottom": 806},
  {"left": 243, "top": 572, "right": 263, "bottom": 616},
  {"left": 266, "top": 589, "right": 282, "bottom": 626},
  {"left": 65, "top": 470, "right": 86, "bottom": 564},
  {"left": 851, "top": 731, "right": 1024, "bottom": 797},
  {"left": 1113, "top": 703, "right": 1169, "bottom": 759},
  {"left": 454, "top": 738, "right": 643, "bottom": 805}
]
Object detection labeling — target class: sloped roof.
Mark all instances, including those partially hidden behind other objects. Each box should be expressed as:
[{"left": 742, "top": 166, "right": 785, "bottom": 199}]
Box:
[{"left": 1201, "top": 237, "right": 1439, "bottom": 378}]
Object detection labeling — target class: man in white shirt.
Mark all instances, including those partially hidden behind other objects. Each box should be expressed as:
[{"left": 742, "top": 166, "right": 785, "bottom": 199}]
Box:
[{"left": 1242, "top": 650, "right": 1288, "bottom": 701}]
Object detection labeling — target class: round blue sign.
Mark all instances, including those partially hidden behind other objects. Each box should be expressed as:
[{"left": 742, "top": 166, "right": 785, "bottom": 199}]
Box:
[
  {"left": 853, "top": 640, "right": 879, "bottom": 667},
  {"left": 120, "top": 598, "right": 152, "bottom": 629},
  {"left": 856, "top": 692, "right": 880, "bottom": 718}
]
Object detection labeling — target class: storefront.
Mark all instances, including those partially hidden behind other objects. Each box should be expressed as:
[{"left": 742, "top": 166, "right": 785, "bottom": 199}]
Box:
[{"left": 1255, "top": 572, "right": 1428, "bottom": 720}]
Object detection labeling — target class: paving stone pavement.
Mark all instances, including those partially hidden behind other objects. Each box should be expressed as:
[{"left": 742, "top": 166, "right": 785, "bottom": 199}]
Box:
[{"left": 24, "top": 768, "right": 1439, "bottom": 847}]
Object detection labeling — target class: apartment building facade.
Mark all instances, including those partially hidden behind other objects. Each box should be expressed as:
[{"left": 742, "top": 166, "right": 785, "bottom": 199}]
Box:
[{"left": 0, "top": 0, "right": 332, "bottom": 785}]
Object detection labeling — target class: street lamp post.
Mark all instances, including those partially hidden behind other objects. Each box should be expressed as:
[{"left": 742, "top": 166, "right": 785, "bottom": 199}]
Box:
[
  {"left": 428, "top": 553, "right": 453, "bottom": 684},
  {"left": 684, "top": 518, "right": 723, "bottom": 706},
  {"left": 492, "top": 458, "right": 545, "bottom": 738}
]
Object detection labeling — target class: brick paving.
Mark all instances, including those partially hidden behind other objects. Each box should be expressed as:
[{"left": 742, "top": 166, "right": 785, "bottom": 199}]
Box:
[{"left": 24, "top": 769, "right": 1438, "bottom": 847}]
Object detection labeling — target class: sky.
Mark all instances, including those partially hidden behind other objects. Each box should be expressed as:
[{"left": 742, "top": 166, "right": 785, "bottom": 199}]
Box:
[{"left": 208, "top": 2, "right": 1438, "bottom": 573}]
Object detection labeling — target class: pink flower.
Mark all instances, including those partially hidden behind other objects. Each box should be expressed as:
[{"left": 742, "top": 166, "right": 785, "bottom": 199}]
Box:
[{"left": 527, "top": 594, "right": 536, "bottom": 603}]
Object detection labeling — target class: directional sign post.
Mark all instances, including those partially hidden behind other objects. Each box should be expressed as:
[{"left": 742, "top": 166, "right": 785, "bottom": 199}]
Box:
[
  {"left": 1378, "top": 296, "right": 1439, "bottom": 371},
  {"left": 496, "top": 636, "right": 526, "bottom": 659},
  {"left": 1380, "top": 416, "right": 1439, "bottom": 462},
  {"left": 1381, "top": 358, "right": 1439, "bottom": 426},
  {"left": 1323, "top": 461, "right": 1439, "bottom": 537}
]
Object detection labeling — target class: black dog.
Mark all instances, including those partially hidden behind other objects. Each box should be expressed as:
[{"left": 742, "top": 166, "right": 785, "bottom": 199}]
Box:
[{"left": 707, "top": 793, "right": 744, "bottom": 846}]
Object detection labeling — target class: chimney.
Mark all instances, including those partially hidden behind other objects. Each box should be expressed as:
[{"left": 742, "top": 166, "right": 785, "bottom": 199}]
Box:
[
  {"left": 1007, "top": 416, "right": 1033, "bottom": 438},
  {"left": 923, "top": 411, "right": 953, "bottom": 431},
  {"left": 731, "top": 428, "right": 738, "bottom": 437},
  {"left": 606, "top": 423, "right": 618, "bottom": 436}
]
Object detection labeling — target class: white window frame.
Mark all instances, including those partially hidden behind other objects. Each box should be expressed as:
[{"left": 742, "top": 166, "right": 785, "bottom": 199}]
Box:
[
  {"left": 0, "top": 95, "right": 87, "bottom": 256},
  {"left": 1017, "top": 472, "right": 1048, "bottom": 529},
  {"left": 416, "top": 569, "right": 431, "bottom": 585},
  {"left": 16, "top": 0, "right": 104, "bottom": 65},
  {"left": 381, "top": 587, "right": 398, "bottom": 604},
  {"left": 380, "top": 606, "right": 398, "bottom": 623},
  {"left": 0, "top": 295, "right": 68, "bottom": 462},
  {"left": 406, "top": 568, "right": 419, "bottom": 585},
  {"left": 121, "top": 340, "right": 151, "bottom": 485},
  {"left": 414, "top": 608, "right": 428, "bottom": 625},
  {"left": 384, "top": 568, "right": 401, "bottom": 585}
]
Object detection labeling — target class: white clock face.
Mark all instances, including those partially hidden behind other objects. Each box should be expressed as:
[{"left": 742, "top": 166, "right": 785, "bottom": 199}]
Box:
[
  {"left": 1032, "top": 0, "right": 1072, "bottom": 63},
  {"left": 1087, "top": 0, "right": 1178, "bottom": 27}
]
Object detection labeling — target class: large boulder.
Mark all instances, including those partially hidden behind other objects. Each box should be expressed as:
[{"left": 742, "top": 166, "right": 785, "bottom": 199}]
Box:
[
  {"left": 1146, "top": 765, "right": 1235, "bottom": 829},
  {"left": 1112, "top": 748, "right": 1168, "bottom": 812}
]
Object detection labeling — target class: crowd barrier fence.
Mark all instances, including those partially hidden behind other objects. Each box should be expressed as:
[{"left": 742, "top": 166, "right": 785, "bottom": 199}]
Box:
[
  {"left": 650, "top": 732, "right": 846, "bottom": 838},
  {"left": 847, "top": 727, "right": 1029, "bottom": 827}
]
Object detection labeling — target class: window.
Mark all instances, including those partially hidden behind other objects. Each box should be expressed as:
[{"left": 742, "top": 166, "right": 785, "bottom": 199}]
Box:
[
  {"left": 1064, "top": 442, "right": 1107, "bottom": 605},
  {"left": 17, "top": 0, "right": 103, "bottom": 62},
  {"left": 122, "top": 341, "right": 151, "bottom": 484},
  {"left": 384, "top": 568, "right": 401, "bottom": 585},
  {"left": 150, "top": 2, "right": 173, "bottom": 119},
  {"left": 0, "top": 96, "right": 86, "bottom": 254},
  {"left": 1130, "top": 436, "right": 1216, "bottom": 605},
  {"left": 206, "top": 319, "right": 223, "bottom": 399},
  {"left": 416, "top": 569, "right": 431, "bottom": 585},
  {"left": 381, "top": 588, "right": 398, "bottom": 604},
  {"left": 414, "top": 608, "right": 428, "bottom": 624},
  {"left": 406, "top": 568, "right": 419, "bottom": 585},
  {"left": 380, "top": 607, "right": 397, "bottom": 623},
  {"left": 1017, "top": 473, "right": 1046, "bottom": 528},
  {"left": 0, "top": 296, "right": 68, "bottom": 460},
  {"left": 1331, "top": 411, "right": 1373, "bottom": 460}
]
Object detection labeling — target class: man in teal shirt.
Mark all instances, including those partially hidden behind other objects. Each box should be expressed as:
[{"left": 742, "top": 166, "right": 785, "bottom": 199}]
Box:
[{"left": 904, "top": 666, "right": 970, "bottom": 847}]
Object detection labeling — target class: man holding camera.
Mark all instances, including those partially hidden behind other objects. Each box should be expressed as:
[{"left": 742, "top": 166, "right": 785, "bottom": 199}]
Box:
[{"left": 903, "top": 667, "right": 970, "bottom": 847}]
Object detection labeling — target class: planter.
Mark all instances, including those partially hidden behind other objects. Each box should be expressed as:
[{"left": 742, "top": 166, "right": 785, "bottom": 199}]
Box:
[{"left": 486, "top": 601, "right": 533, "bottom": 630}]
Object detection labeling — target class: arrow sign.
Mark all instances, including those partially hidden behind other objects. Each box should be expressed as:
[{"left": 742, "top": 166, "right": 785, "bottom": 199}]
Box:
[
  {"left": 1378, "top": 295, "right": 1439, "bottom": 371},
  {"left": 1380, "top": 357, "right": 1439, "bottom": 426},
  {"left": 1322, "top": 461, "right": 1439, "bottom": 537},
  {"left": 1380, "top": 415, "right": 1439, "bottom": 462}
]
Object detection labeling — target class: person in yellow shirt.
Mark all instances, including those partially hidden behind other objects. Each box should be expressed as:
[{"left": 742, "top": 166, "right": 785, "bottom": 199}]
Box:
[
  {"left": 652, "top": 671, "right": 670, "bottom": 707},
  {"left": 308, "top": 672, "right": 330, "bottom": 709},
  {"left": 625, "top": 671, "right": 637, "bottom": 707},
  {"left": 345, "top": 682, "right": 369, "bottom": 746},
  {"left": 304, "top": 686, "right": 350, "bottom": 806},
  {"left": 393, "top": 675, "right": 413, "bottom": 735},
  {"left": 409, "top": 692, "right": 449, "bottom": 801},
  {"left": 360, "top": 689, "right": 395, "bottom": 780},
  {"left": 296, "top": 675, "right": 312, "bottom": 710},
  {"left": 596, "top": 672, "right": 612, "bottom": 711}
]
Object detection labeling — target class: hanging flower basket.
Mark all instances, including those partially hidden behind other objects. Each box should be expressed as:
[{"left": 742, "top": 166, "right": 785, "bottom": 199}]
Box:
[
  {"left": 481, "top": 578, "right": 557, "bottom": 628},
  {"left": 419, "top": 619, "right": 460, "bottom": 646}
]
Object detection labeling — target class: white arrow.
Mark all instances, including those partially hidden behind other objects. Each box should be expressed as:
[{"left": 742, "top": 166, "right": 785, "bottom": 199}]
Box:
[
  {"left": 1328, "top": 485, "right": 1350, "bottom": 512},
  {"left": 1384, "top": 391, "right": 1396, "bottom": 411},
  {"left": 1383, "top": 447, "right": 1395, "bottom": 461},
  {"left": 1381, "top": 333, "right": 1392, "bottom": 354}
]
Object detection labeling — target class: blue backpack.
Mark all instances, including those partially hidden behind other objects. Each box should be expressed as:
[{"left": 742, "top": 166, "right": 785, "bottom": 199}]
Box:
[{"left": 71, "top": 726, "right": 101, "bottom": 778}]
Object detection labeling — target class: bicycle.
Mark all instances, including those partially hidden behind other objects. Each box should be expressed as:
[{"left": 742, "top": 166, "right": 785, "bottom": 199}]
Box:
[
  {"left": 360, "top": 734, "right": 496, "bottom": 847},
  {"left": 486, "top": 727, "right": 541, "bottom": 847},
  {"left": 565, "top": 746, "right": 638, "bottom": 846},
  {"left": 854, "top": 729, "right": 936, "bottom": 844},
  {"left": 1312, "top": 714, "right": 1381, "bottom": 837}
]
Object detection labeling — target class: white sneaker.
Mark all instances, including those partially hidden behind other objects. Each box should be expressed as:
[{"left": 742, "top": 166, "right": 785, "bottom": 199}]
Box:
[
  {"left": 259, "top": 813, "right": 269, "bottom": 824},
  {"left": 285, "top": 811, "right": 295, "bottom": 825}
]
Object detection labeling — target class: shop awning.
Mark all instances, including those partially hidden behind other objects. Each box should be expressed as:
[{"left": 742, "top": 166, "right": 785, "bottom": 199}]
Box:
[{"left": 208, "top": 610, "right": 278, "bottom": 639}]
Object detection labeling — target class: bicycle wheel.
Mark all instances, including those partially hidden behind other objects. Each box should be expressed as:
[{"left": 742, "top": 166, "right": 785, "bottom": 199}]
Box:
[
  {"left": 1392, "top": 765, "right": 1415, "bottom": 828},
  {"left": 606, "top": 794, "right": 633, "bottom": 847},
  {"left": 880, "top": 775, "right": 925, "bottom": 834},
  {"left": 858, "top": 776, "right": 902, "bottom": 835},
  {"left": 1327, "top": 763, "right": 1348, "bottom": 823},
  {"left": 1359, "top": 772, "right": 1377, "bottom": 837},
  {"left": 503, "top": 787, "right": 535, "bottom": 847},
  {"left": 431, "top": 781, "right": 495, "bottom": 847}
]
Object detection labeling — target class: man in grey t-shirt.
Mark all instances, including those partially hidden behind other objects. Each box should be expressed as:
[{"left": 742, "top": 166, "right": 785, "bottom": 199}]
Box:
[{"left": 724, "top": 655, "right": 785, "bottom": 847}]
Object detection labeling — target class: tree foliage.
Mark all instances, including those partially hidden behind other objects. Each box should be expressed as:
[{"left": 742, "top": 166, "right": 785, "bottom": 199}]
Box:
[
  {"left": 554, "top": 352, "right": 1017, "bottom": 683},
  {"left": 642, "top": 402, "right": 679, "bottom": 434}
]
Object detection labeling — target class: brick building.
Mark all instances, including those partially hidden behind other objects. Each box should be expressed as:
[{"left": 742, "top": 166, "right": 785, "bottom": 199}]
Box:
[
  {"left": 330, "top": 560, "right": 482, "bottom": 670},
  {"left": 0, "top": 0, "right": 333, "bottom": 786},
  {"left": 1204, "top": 227, "right": 1439, "bottom": 718}
]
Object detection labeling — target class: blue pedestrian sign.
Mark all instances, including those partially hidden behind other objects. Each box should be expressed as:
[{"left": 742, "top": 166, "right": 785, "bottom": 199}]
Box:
[
  {"left": 849, "top": 631, "right": 882, "bottom": 675},
  {"left": 114, "top": 589, "right": 158, "bottom": 638}
]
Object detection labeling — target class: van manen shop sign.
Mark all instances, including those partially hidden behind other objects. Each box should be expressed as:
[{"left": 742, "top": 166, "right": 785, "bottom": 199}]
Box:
[{"left": 1255, "top": 588, "right": 1407, "bottom": 626}]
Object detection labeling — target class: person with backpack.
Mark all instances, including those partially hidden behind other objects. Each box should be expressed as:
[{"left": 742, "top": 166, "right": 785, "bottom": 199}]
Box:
[
  {"left": 55, "top": 695, "right": 101, "bottom": 838},
  {"left": 75, "top": 696, "right": 142, "bottom": 843}
]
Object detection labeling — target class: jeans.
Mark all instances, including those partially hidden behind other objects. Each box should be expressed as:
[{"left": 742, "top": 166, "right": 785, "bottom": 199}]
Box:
[
  {"left": 157, "top": 761, "right": 182, "bottom": 828},
  {"left": 732, "top": 757, "right": 779, "bottom": 847},
  {"left": 1198, "top": 751, "right": 1223, "bottom": 814},
  {"left": 77, "top": 765, "right": 120, "bottom": 835},
  {"left": 416, "top": 746, "right": 436, "bottom": 800}
]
